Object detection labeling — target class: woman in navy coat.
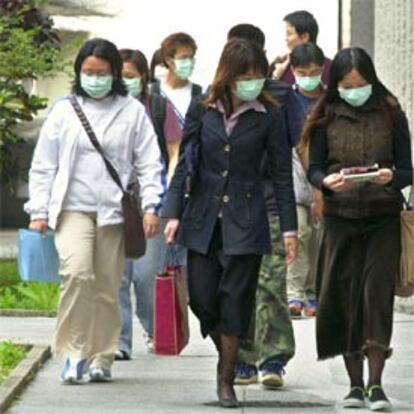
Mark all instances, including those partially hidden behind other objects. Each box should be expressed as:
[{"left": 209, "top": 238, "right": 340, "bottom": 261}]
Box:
[{"left": 164, "top": 39, "right": 298, "bottom": 408}]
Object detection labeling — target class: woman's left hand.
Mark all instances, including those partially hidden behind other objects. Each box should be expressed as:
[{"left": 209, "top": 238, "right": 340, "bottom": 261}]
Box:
[
  {"left": 283, "top": 235, "right": 299, "bottom": 266},
  {"left": 143, "top": 213, "right": 160, "bottom": 239},
  {"left": 374, "top": 168, "right": 393, "bottom": 186}
]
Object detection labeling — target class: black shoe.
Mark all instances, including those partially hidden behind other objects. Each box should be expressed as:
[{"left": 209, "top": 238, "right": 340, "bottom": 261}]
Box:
[
  {"left": 114, "top": 349, "right": 131, "bottom": 361},
  {"left": 342, "top": 386, "right": 366, "bottom": 409},
  {"left": 367, "top": 385, "right": 392, "bottom": 412}
]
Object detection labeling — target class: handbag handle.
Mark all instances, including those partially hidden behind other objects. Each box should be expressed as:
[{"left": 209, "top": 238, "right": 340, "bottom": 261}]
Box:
[
  {"left": 69, "top": 95, "right": 125, "bottom": 193},
  {"left": 164, "top": 246, "right": 180, "bottom": 268}
]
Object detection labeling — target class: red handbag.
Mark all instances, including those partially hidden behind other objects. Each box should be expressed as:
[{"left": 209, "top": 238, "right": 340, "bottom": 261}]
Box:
[{"left": 154, "top": 249, "right": 189, "bottom": 355}]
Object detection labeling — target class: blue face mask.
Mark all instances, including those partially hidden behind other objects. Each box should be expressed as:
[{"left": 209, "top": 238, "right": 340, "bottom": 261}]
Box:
[
  {"left": 234, "top": 78, "right": 266, "bottom": 101},
  {"left": 338, "top": 84, "right": 373, "bottom": 107},
  {"left": 80, "top": 74, "right": 113, "bottom": 99}
]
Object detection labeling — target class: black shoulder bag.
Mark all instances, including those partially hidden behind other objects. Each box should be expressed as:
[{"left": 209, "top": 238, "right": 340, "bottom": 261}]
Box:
[{"left": 70, "top": 95, "right": 146, "bottom": 258}]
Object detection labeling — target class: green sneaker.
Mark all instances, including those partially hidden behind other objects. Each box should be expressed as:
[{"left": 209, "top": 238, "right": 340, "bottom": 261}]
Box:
[
  {"left": 342, "top": 386, "right": 366, "bottom": 409},
  {"left": 367, "top": 385, "right": 392, "bottom": 412}
]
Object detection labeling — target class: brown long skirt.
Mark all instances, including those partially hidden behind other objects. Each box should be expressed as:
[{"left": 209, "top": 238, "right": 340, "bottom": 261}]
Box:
[{"left": 315, "top": 215, "right": 400, "bottom": 360}]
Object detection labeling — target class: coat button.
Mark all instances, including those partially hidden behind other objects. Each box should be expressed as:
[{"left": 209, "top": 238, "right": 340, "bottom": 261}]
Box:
[
  {"left": 224, "top": 145, "right": 231, "bottom": 152},
  {"left": 222, "top": 195, "right": 229, "bottom": 203},
  {"left": 222, "top": 170, "right": 228, "bottom": 177}
]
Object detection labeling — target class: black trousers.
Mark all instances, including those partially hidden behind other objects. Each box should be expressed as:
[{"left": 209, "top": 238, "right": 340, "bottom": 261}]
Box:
[{"left": 187, "top": 221, "right": 262, "bottom": 338}]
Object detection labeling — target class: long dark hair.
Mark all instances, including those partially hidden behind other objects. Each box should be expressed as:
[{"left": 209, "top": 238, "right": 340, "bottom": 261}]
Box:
[
  {"left": 301, "top": 47, "right": 399, "bottom": 153},
  {"left": 204, "top": 38, "right": 277, "bottom": 116},
  {"left": 72, "top": 38, "right": 127, "bottom": 97},
  {"left": 119, "top": 48, "right": 149, "bottom": 100}
]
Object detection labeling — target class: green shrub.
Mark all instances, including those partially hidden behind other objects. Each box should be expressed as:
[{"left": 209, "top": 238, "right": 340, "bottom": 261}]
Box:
[
  {"left": 0, "top": 0, "right": 66, "bottom": 192},
  {"left": 0, "top": 260, "right": 20, "bottom": 287},
  {"left": 16, "top": 282, "right": 59, "bottom": 311},
  {"left": 0, "top": 259, "right": 59, "bottom": 312},
  {"left": 0, "top": 341, "right": 28, "bottom": 384},
  {"left": 0, "top": 282, "right": 59, "bottom": 311}
]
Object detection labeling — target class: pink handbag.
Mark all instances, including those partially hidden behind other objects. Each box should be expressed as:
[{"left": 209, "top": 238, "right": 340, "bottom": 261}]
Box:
[{"left": 154, "top": 251, "right": 189, "bottom": 355}]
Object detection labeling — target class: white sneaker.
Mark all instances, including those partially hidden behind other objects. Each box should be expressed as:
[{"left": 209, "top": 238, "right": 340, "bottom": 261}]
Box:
[
  {"left": 60, "top": 358, "right": 86, "bottom": 385},
  {"left": 143, "top": 333, "right": 154, "bottom": 354},
  {"left": 89, "top": 367, "right": 112, "bottom": 383}
]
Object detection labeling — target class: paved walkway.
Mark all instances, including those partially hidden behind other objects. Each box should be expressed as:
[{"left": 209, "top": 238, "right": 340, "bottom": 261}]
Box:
[{"left": 1, "top": 312, "right": 413, "bottom": 413}]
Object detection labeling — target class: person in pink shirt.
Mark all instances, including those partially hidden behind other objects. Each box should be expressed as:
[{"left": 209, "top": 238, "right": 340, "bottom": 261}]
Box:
[{"left": 114, "top": 49, "right": 181, "bottom": 360}]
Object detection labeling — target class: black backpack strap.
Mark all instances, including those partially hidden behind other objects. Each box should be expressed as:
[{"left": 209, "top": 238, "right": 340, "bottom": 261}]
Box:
[
  {"left": 149, "top": 93, "right": 169, "bottom": 166},
  {"left": 149, "top": 81, "right": 161, "bottom": 95},
  {"left": 191, "top": 83, "right": 202, "bottom": 97},
  {"left": 69, "top": 95, "right": 124, "bottom": 192}
]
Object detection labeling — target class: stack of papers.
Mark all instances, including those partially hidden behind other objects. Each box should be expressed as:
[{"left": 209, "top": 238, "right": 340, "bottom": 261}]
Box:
[{"left": 341, "top": 164, "right": 380, "bottom": 183}]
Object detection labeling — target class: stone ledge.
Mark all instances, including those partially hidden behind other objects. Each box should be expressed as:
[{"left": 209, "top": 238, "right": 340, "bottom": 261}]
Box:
[
  {"left": 0, "top": 344, "right": 51, "bottom": 414},
  {"left": 0, "top": 309, "right": 57, "bottom": 318}
]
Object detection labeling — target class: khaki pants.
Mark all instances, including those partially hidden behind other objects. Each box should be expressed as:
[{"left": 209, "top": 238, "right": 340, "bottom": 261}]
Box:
[
  {"left": 287, "top": 205, "right": 318, "bottom": 303},
  {"left": 54, "top": 211, "right": 124, "bottom": 369}
]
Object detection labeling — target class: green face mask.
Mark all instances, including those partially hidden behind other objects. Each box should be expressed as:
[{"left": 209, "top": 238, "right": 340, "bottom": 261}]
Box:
[
  {"left": 174, "top": 58, "right": 194, "bottom": 80},
  {"left": 80, "top": 74, "right": 113, "bottom": 99},
  {"left": 154, "top": 65, "right": 168, "bottom": 82},
  {"left": 234, "top": 78, "right": 266, "bottom": 101},
  {"left": 123, "top": 77, "right": 142, "bottom": 97},
  {"left": 338, "top": 84, "right": 373, "bottom": 107},
  {"left": 295, "top": 75, "right": 321, "bottom": 92}
]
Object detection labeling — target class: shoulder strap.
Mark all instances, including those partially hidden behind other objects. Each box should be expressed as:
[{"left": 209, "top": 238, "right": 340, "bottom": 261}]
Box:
[
  {"left": 191, "top": 83, "right": 202, "bottom": 97},
  {"left": 149, "top": 93, "right": 167, "bottom": 125},
  {"left": 69, "top": 95, "right": 124, "bottom": 192},
  {"left": 149, "top": 93, "right": 169, "bottom": 165},
  {"left": 150, "top": 81, "right": 161, "bottom": 95}
]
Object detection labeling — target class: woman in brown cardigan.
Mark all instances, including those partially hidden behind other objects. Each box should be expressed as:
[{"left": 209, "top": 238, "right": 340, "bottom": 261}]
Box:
[{"left": 303, "top": 47, "right": 412, "bottom": 412}]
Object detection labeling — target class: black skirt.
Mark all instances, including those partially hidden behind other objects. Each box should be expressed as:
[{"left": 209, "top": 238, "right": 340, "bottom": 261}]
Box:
[
  {"left": 315, "top": 215, "right": 400, "bottom": 360},
  {"left": 187, "top": 220, "right": 262, "bottom": 338}
]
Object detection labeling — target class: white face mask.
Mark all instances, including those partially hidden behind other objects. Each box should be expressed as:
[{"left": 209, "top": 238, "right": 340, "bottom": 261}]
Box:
[{"left": 154, "top": 65, "right": 168, "bottom": 82}]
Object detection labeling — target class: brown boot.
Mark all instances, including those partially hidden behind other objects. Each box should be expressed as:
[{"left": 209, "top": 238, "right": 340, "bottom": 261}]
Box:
[{"left": 217, "top": 334, "right": 240, "bottom": 408}]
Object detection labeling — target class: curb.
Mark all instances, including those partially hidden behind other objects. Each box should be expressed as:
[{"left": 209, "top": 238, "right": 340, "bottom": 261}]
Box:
[
  {"left": 0, "top": 345, "right": 51, "bottom": 414},
  {"left": 0, "top": 310, "right": 56, "bottom": 318},
  {"left": 395, "top": 297, "right": 414, "bottom": 315}
]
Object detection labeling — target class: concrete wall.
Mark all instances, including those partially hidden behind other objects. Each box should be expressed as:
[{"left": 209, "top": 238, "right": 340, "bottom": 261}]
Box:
[
  {"left": 350, "top": 0, "right": 375, "bottom": 57},
  {"left": 374, "top": 0, "right": 414, "bottom": 136},
  {"left": 48, "top": 0, "right": 120, "bottom": 16},
  {"left": 340, "top": 0, "right": 375, "bottom": 57},
  {"left": 374, "top": 0, "right": 414, "bottom": 313}
]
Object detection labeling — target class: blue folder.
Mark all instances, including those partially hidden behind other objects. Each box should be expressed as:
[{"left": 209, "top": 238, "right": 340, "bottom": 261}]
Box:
[{"left": 18, "top": 229, "right": 60, "bottom": 283}]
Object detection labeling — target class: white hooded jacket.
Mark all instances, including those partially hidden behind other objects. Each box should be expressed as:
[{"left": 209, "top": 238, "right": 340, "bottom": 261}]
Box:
[{"left": 24, "top": 94, "right": 165, "bottom": 229}]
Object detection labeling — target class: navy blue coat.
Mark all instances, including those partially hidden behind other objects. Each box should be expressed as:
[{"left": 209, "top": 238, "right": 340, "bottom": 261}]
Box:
[{"left": 163, "top": 98, "right": 297, "bottom": 255}]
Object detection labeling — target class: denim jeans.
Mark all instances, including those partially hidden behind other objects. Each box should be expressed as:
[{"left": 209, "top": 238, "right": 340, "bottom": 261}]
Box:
[{"left": 118, "top": 231, "right": 187, "bottom": 355}]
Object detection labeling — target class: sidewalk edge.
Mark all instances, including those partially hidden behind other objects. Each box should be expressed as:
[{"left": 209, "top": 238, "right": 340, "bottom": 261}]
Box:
[{"left": 0, "top": 344, "right": 51, "bottom": 414}]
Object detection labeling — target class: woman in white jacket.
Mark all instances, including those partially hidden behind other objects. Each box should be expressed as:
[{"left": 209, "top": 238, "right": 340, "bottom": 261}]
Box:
[{"left": 25, "top": 38, "right": 165, "bottom": 384}]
